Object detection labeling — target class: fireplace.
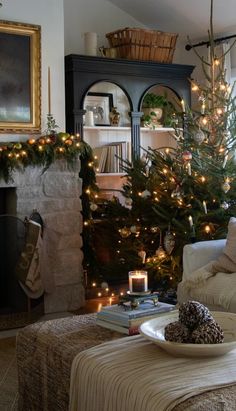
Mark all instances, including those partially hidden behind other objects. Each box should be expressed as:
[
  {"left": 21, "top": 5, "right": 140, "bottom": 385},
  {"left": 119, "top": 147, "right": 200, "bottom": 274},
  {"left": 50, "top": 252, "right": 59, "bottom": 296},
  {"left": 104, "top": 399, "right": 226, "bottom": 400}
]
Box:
[{"left": 0, "top": 160, "right": 85, "bottom": 314}]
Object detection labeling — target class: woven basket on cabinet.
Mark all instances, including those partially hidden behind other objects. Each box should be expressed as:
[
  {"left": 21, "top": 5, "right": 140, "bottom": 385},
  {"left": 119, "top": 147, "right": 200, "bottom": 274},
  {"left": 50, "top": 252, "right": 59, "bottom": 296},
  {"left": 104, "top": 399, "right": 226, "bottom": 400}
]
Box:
[{"left": 106, "top": 27, "right": 178, "bottom": 63}]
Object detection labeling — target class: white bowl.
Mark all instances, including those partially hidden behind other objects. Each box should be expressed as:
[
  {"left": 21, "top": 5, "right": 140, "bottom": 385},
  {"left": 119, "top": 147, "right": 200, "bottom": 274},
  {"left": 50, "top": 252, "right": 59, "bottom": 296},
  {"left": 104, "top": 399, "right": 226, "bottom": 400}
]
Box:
[{"left": 139, "top": 311, "right": 236, "bottom": 357}]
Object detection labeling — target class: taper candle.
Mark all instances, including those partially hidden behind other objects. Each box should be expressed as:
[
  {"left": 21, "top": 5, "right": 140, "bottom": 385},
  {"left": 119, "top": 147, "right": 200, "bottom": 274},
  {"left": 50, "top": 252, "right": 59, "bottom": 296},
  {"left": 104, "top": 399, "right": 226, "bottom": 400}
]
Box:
[
  {"left": 48, "top": 67, "right": 51, "bottom": 114},
  {"left": 188, "top": 215, "right": 193, "bottom": 227}
]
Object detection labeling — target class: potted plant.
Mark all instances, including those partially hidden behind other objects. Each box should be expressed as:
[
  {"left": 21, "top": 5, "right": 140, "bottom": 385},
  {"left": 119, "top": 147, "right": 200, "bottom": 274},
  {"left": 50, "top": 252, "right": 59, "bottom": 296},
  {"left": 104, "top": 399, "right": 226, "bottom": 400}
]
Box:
[{"left": 141, "top": 93, "right": 175, "bottom": 128}]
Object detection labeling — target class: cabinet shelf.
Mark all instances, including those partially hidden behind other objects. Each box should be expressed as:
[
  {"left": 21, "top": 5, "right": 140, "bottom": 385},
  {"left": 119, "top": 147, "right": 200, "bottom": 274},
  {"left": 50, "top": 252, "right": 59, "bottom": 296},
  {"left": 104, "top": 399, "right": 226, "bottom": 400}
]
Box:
[
  {"left": 96, "top": 172, "right": 126, "bottom": 177},
  {"left": 84, "top": 126, "right": 131, "bottom": 131}
]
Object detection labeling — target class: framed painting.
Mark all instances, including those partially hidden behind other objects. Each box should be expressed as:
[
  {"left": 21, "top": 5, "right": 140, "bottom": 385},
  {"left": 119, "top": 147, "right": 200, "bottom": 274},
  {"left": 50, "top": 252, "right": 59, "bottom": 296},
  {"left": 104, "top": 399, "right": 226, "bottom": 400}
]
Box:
[
  {"left": 0, "top": 20, "right": 41, "bottom": 133},
  {"left": 84, "top": 92, "right": 113, "bottom": 126}
]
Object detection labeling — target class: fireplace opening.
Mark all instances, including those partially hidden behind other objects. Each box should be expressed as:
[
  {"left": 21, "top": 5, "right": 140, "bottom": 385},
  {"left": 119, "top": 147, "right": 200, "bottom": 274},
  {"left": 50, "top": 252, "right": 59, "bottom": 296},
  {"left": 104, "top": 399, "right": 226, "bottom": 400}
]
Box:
[{"left": 0, "top": 188, "right": 43, "bottom": 315}]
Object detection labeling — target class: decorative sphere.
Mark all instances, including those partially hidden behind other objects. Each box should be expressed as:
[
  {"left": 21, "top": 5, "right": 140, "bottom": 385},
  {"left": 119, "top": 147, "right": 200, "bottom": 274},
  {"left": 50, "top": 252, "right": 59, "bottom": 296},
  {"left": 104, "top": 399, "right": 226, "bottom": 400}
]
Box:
[
  {"left": 222, "top": 181, "right": 230, "bottom": 193},
  {"left": 119, "top": 226, "right": 131, "bottom": 238},
  {"left": 182, "top": 151, "right": 192, "bottom": 161},
  {"left": 221, "top": 201, "right": 229, "bottom": 210},
  {"left": 194, "top": 129, "right": 205, "bottom": 144},
  {"left": 141, "top": 189, "right": 151, "bottom": 198},
  {"left": 90, "top": 203, "right": 98, "bottom": 211}
]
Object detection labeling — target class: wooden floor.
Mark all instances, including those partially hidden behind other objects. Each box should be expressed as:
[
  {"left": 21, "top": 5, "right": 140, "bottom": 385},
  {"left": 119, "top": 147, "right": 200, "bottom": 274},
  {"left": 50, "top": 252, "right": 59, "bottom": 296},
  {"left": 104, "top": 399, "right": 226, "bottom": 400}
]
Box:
[{"left": 74, "top": 295, "right": 120, "bottom": 315}]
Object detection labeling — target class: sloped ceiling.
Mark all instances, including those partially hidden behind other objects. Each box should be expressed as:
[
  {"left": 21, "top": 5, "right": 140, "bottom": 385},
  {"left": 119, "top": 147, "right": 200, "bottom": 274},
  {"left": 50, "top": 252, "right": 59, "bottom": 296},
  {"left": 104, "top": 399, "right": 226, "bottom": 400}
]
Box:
[{"left": 107, "top": 0, "right": 236, "bottom": 39}]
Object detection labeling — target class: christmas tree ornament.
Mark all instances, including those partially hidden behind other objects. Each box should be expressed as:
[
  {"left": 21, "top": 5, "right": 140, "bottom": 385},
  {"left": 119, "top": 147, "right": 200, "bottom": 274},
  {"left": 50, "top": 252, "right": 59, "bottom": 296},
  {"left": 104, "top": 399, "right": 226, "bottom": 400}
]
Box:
[
  {"left": 150, "top": 226, "right": 159, "bottom": 233},
  {"left": 119, "top": 226, "right": 131, "bottom": 238},
  {"left": 222, "top": 180, "right": 231, "bottom": 193},
  {"left": 194, "top": 128, "right": 205, "bottom": 144},
  {"left": 138, "top": 249, "right": 146, "bottom": 264},
  {"left": 164, "top": 230, "right": 175, "bottom": 255},
  {"left": 141, "top": 189, "right": 151, "bottom": 198},
  {"left": 221, "top": 201, "right": 229, "bottom": 210},
  {"left": 125, "top": 197, "right": 133, "bottom": 207},
  {"left": 90, "top": 203, "right": 98, "bottom": 211},
  {"left": 130, "top": 225, "right": 141, "bottom": 234},
  {"left": 182, "top": 151, "right": 192, "bottom": 161}
]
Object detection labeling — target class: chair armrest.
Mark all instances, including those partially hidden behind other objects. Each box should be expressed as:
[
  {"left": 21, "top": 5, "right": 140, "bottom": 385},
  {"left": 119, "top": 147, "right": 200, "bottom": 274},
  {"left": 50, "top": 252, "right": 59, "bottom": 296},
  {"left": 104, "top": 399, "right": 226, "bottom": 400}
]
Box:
[{"left": 182, "top": 239, "right": 226, "bottom": 281}]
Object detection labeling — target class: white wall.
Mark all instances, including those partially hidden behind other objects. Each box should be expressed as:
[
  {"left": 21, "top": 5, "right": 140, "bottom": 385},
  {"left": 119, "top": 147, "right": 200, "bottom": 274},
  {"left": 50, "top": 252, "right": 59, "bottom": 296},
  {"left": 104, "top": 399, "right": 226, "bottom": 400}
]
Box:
[
  {"left": 64, "top": 0, "right": 147, "bottom": 55},
  {"left": 0, "top": 0, "right": 65, "bottom": 142}
]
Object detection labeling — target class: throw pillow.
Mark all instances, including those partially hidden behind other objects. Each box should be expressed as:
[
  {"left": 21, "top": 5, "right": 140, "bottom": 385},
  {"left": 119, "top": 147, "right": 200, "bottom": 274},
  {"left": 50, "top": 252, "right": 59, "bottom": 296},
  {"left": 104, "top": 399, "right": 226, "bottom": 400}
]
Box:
[{"left": 211, "top": 217, "right": 236, "bottom": 274}]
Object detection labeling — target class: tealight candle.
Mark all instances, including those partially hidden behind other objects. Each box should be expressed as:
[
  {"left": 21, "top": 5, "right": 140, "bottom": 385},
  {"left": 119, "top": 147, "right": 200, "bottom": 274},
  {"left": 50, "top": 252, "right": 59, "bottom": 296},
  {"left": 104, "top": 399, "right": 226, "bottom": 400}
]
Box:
[{"left": 128, "top": 271, "right": 148, "bottom": 293}]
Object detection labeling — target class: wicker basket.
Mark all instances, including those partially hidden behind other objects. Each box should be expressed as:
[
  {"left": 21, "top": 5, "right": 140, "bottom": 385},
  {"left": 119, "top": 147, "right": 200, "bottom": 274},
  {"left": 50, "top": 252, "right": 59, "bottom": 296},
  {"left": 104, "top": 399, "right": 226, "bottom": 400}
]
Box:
[{"left": 106, "top": 27, "right": 178, "bottom": 63}]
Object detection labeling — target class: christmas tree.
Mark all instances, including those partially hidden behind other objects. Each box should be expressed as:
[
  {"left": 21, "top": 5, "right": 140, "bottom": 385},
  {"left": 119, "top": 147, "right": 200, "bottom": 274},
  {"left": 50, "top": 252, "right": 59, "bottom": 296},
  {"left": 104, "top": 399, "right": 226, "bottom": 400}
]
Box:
[{"left": 90, "top": 0, "right": 236, "bottom": 290}]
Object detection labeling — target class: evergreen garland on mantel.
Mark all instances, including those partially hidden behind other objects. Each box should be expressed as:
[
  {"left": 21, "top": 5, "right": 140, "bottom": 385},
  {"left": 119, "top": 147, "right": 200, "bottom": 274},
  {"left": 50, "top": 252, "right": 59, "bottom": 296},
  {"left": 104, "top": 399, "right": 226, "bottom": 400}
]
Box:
[{"left": 0, "top": 132, "right": 91, "bottom": 183}]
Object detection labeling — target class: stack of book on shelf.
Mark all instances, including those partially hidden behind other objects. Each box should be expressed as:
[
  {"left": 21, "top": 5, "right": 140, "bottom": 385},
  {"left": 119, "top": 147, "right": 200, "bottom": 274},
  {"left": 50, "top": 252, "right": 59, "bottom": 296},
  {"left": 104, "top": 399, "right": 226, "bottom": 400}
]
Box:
[
  {"left": 96, "top": 301, "right": 176, "bottom": 335},
  {"left": 93, "top": 141, "right": 130, "bottom": 173}
]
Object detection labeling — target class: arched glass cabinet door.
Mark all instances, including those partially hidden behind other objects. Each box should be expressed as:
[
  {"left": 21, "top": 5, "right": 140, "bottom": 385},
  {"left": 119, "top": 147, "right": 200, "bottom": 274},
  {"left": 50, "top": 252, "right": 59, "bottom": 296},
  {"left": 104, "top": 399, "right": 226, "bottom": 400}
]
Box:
[
  {"left": 83, "top": 81, "right": 131, "bottom": 203},
  {"left": 139, "top": 84, "right": 183, "bottom": 156}
]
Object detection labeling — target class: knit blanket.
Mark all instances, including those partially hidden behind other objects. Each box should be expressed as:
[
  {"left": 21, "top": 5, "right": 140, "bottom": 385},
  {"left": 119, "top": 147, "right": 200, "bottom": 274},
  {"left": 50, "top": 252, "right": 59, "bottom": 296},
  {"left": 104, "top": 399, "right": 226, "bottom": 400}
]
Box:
[{"left": 70, "top": 334, "right": 236, "bottom": 411}]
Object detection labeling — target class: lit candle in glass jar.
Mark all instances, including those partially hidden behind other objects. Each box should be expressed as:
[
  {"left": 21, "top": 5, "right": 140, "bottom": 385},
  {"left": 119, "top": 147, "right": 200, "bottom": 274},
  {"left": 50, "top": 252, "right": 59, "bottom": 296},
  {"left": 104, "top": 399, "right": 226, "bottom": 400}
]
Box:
[{"left": 128, "top": 271, "right": 148, "bottom": 293}]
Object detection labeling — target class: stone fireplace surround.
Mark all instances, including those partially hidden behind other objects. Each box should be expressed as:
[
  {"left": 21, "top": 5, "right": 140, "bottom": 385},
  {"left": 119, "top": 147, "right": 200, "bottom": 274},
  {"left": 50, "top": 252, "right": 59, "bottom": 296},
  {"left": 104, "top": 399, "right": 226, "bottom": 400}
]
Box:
[{"left": 0, "top": 159, "right": 85, "bottom": 314}]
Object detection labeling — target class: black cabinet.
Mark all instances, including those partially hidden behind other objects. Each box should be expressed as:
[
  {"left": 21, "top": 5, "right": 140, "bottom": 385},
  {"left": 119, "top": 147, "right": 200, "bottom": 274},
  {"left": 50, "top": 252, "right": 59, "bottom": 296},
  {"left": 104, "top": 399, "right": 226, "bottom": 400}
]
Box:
[{"left": 65, "top": 55, "right": 194, "bottom": 158}]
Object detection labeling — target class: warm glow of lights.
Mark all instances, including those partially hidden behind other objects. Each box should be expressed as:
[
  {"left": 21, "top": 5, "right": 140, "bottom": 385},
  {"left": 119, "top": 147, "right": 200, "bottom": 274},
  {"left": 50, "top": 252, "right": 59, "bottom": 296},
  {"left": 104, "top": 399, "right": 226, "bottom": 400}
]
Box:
[
  {"left": 94, "top": 155, "right": 98, "bottom": 160},
  {"left": 46, "top": 138, "right": 51, "bottom": 143},
  {"left": 84, "top": 221, "right": 89, "bottom": 226},
  {"left": 138, "top": 192, "right": 142, "bottom": 196},
  {"left": 120, "top": 292, "right": 124, "bottom": 296},
  {"left": 76, "top": 142, "right": 80, "bottom": 147},
  {"left": 59, "top": 147, "right": 64, "bottom": 152},
  {"left": 214, "top": 58, "right": 220, "bottom": 66},
  {"left": 200, "top": 176, "right": 206, "bottom": 183},
  {"left": 28, "top": 138, "right": 36, "bottom": 145},
  {"left": 105, "top": 287, "right": 109, "bottom": 292},
  {"left": 76, "top": 133, "right": 80, "bottom": 138},
  {"left": 216, "top": 108, "right": 223, "bottom": 115},
  {"left": 92, "top": 282, "right": 96, "bottom": 287},
  {"left": 88, "top": 162, "right": 93, "bottom": 167},
  {"left": 202, "top": 117, "right": 208, "bottom": 125},
  {"left": 165, "top": 148, "right": 170, "bottom": 154},
  {"left": 86, "top": 189, "right": 91, "bottom": 194},
  {"left": 38, "top": 145, "right": 43, "bottom": 151},
  {"left": 117, "top": 250, "right": 120, "bottom": 253},
  {"left": 205, "top": 225, "right": 211, "bottom": 234},
  {"left": 154, "top": 197, "right": 159, "bottom": 202},
  {"left": 8, "top": 153, "right": 13, "bottom": 158},
  {"left": 170, "top": 276, "right": 173, "bottom": 280},
  {"left": 220, "top": 84, "right": 226, "bottom": 90},
  {"left": 95, "top": 194, "right": 98, "bottom": 198},
  {"left": 219, "top": 147, "right": 225, "bottom": 153},
  {"left": 111, "top": 293, "right": 115, "bottom": 297},
  {"left": 15, "top": 153, "right": 20, "bottom": 158},
  {"left": 191, "top": 83, "right": 199, "bottom": 91},
  {"left": 21, "top": 151, "right": 27, "bottom": 156},
  {"left": 97, "top": 292, "right": 102, "bottom": 297},
  {"left": 163, "top": 168, "right": 168, "bottom": 174}
]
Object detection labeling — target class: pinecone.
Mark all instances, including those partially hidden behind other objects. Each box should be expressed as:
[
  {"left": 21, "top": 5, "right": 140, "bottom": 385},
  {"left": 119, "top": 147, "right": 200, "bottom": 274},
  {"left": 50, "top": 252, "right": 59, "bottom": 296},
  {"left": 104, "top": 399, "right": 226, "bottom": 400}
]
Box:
[{"left": 191, "top": 320, "right": 224, "bottom": 344}]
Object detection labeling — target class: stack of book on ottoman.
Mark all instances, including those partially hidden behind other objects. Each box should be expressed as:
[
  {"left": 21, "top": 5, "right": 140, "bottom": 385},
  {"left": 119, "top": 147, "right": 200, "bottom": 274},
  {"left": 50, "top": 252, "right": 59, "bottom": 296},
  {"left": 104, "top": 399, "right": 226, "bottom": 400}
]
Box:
[{"left": 96, "top": 301, "right": 176, "bottom": 335}]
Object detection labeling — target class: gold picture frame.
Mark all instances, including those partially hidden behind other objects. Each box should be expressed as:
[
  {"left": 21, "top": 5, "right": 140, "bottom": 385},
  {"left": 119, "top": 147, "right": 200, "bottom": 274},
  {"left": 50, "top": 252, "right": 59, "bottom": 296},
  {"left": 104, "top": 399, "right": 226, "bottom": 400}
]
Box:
[{"left": 0, "top": 20, "right": 41, "bottom": 133}]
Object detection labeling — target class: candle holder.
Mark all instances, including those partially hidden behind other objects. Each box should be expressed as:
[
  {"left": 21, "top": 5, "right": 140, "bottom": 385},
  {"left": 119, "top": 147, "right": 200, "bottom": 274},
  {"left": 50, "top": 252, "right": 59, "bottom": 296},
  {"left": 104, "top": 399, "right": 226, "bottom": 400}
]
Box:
[{"left": 128, "top": 270, "right": 148, "bottom": 294}]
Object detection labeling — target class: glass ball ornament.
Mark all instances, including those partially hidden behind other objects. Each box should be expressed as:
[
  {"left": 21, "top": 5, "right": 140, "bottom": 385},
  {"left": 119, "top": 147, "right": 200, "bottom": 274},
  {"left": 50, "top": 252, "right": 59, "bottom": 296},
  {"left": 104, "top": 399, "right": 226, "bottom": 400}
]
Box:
[
  {"left": 150, "top": 226, "right": 159, "bottom": 233},
  {"left": 90, "top": 203, "right": 98, "bottom": 211},
  {"left": 194, "top": 129, "right": 205, "bottom": 144},
  {"left": 141, "top": 189, "right": 151, "bottom": 198},
  {"left": 182, "top": 151, "right": 192, "bottom": 161},
  {"left": 119, "top": 226, "right": 131, "bottom": 238},
  {"left": 221, "top": 201, "right": 229, "bottom": 210},
  {"left": 125, "top": 197, "right": 133, "bottom": 207},
  {"left": 222, "top": 181, "right": 231, "bottom": 193}
]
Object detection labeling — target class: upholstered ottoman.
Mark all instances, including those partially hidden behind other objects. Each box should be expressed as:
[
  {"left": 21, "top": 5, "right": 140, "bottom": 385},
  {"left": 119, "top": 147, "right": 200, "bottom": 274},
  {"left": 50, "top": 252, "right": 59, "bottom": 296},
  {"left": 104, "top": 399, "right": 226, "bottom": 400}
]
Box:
[{"left": 17, "top": 313, "right": 236, "bottom": 411}]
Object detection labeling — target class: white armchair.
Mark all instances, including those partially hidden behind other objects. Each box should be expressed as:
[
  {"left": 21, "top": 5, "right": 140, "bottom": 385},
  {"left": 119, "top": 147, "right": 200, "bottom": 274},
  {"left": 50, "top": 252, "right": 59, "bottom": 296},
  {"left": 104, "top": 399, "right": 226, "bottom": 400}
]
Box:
[{"left": 177, "top": 239, "right": 236, "bottom": 313}]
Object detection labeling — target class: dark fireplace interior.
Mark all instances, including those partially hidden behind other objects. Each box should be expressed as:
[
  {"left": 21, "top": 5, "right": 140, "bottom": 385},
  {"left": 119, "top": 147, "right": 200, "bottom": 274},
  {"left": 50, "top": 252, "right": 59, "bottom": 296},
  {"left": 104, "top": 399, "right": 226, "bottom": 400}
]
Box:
[{"left": 0, "top": 188, "right": 42, "bottom": 314}]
